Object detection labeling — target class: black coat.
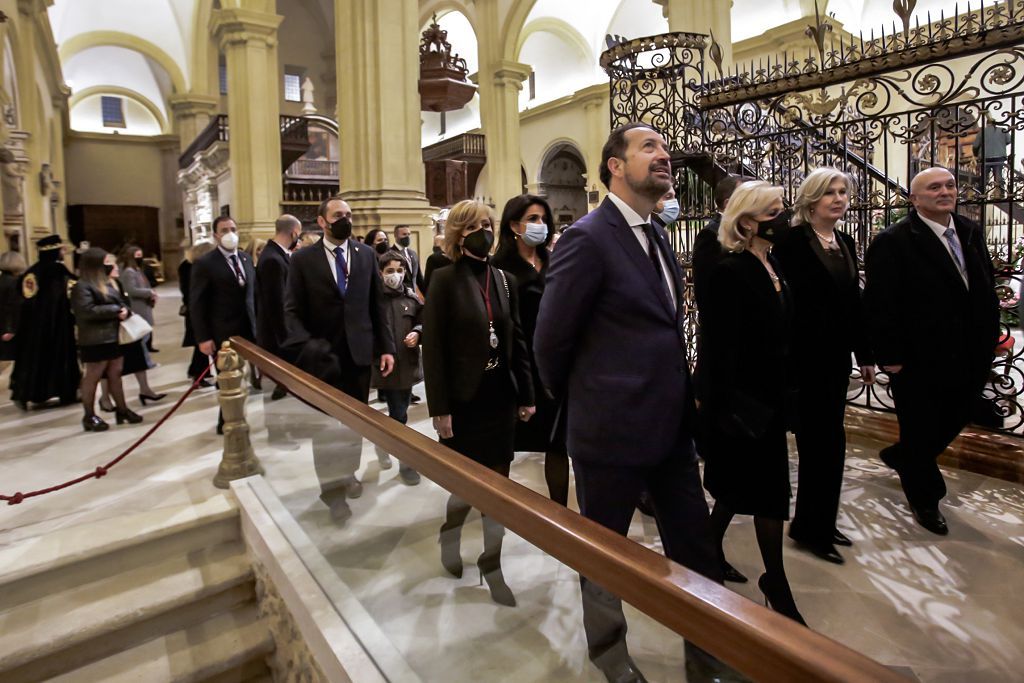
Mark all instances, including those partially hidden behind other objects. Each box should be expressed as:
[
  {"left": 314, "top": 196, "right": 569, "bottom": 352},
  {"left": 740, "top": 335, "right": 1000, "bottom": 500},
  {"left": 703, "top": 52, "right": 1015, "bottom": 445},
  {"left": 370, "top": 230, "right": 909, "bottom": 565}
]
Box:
[
  {"left": 371, "top": 287, "right": 423, "bottom": 391},
  {"left": 691, "top": 215, "right": 724, "bottom": 402},
  {"left": 422, "top": 258, "right": 534, "bottom": 417},
  {"left": 0, "top": 271, "right": 21, "bottom": 360},
  {"left": 284, "top": 237, "right": 395, "bottom": 367},
  {"left": 189, "top": 247, "right": 256, "bottom": 348},
  {"left": 422, "top": 249, "right": 452, "bottom": 294},
  {"left": 773, "top": 224, "right": 873, "bottom": 378},
  {"left": 255, "top": 239, "right": 291, "bottom": 358},
  {"left": 699, "top": 250, "right": 793, "bottom": 437},
  {"left": 70, "top": 280, "right": 129, "bottom": 347},
  {"left": 864, "top": 210, "right": 999, "bottom": 383},
  {"left": 178, "top": 259, "right": 196, "bottom": 347}
]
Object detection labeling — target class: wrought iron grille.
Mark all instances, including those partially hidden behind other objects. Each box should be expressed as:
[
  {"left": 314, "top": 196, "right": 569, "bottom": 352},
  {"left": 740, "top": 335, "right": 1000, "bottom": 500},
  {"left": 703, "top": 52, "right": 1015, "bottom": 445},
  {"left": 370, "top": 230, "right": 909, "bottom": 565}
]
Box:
[{"left": 602, "top": 2, "right": 1024, "bottom": 435}]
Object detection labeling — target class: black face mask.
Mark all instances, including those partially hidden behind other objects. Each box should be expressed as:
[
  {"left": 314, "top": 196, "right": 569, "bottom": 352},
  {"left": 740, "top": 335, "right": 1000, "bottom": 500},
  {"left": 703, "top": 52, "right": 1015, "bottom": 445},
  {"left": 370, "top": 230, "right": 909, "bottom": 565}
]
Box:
[
  {"left": 104, "top": 264, "right": 114, "bottom": 276},
  {"left": 375, "top": 241, "right": 389, "bottom": 254},
  {"left": 327, "top": 217, "right": 352, "bottom": 242},
  {"left": 756, "top": 211, "right": 792, "bottom": 244},
  {"left": 461, "top": 229, "right": 494, "bottom": 259},
  {"left": 397, "top": 235, "right": 411, "bottom": 248},
  {"left": 433, "top": 245, "right": 443, "bottom": 255}
]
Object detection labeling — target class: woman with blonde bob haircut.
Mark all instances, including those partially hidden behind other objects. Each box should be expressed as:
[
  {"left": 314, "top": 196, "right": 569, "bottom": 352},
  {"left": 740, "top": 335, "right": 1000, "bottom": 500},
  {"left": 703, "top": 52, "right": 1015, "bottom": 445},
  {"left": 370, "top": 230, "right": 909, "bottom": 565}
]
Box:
[
  {"left": 700, "top": 180, "right": 806, "bottom": 624},
  {"left": 423, "top": 198, "right": 536, "bottom": 607},
  {"left": 774, "top": 167, "right": 874, "bottom": 566}
]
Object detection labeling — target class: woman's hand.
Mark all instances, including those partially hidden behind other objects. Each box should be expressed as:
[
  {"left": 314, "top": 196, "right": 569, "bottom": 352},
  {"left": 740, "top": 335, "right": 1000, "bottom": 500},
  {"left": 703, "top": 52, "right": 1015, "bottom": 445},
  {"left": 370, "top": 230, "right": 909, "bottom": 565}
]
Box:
[
  {"left": 1, "top": 333, "right": 13, "bottom": 342},
  {"left": 433, "top": 414, "right": 453, "bottom": 439},
  {"left": 403, "top": 331, "right": 420, "bottom": 348},
  {"left": 117, "top": 307, "right": 129, "bottom": 321},
  {"left": 518, "top": 406, "right": 536, "bottom": 422},
  {"left": 860, "top": 365, "right": 876, "bottom": 385}
]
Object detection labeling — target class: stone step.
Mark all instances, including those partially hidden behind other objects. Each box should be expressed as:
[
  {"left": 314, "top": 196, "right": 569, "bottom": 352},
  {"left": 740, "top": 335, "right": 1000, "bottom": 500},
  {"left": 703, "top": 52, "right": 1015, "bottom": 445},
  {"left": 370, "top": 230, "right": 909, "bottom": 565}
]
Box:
[
  {"left": 0, "top": 541, "right": 253, "bottom": 681},
  {"left": 0, "top": 493, "right": 239, "bottom": 613},
  {"left": 48, "top": 602, "right": 274, "bottom": 683}
]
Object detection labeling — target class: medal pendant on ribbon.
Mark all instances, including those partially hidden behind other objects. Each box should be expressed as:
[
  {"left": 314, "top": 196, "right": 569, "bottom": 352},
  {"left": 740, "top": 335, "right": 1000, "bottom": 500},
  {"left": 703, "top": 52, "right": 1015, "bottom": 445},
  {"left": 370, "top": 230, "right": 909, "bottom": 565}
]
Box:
[{"left": 488, "top": 323, "right": 499, "bottom": 349}]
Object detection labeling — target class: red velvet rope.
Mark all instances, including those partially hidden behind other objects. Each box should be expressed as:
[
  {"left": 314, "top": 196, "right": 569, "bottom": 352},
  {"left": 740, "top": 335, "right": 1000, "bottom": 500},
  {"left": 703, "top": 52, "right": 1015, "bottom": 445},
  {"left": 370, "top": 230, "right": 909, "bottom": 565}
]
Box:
[{"left": 1, "top": 363, "right": 215, "bottom": 506}]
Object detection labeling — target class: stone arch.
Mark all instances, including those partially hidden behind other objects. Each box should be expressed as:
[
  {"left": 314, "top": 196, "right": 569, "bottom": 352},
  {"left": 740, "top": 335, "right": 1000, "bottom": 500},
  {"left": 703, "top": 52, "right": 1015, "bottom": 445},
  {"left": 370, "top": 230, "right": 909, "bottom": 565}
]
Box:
[
  {"left": 191, "top": 0, "right": 219, "bottom": 97},
  {"left": 515, "top": 17, "right": 592, "bottom": 65},
  {"left": 501, "top": 0, "right": 540, "bottom": 61},
  {"left": 537, "top": 140, "right": 588, "bottom": 224},
  {"left": 419, "top": 0, "right": 479, "bottom": 37},
  {"left": 69, "top": 86, "right": 169, "bottom": 134},
  {"left": 59, "top": 31, "right": 188, "bottom": 94}
]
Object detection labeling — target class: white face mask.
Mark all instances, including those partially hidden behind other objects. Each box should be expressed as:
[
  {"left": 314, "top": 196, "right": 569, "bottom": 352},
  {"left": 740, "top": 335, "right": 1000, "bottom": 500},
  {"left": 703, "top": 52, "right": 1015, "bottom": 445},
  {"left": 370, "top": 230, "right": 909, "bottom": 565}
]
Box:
[
  {"left": 658, "top": 198, "right": 680, "bottom": 224},
  {"left": 220, "top": 231, "right": 239, "bottom": 251},
  {"left": 383, "top": 272, "right": 405, "bottom": 290}
]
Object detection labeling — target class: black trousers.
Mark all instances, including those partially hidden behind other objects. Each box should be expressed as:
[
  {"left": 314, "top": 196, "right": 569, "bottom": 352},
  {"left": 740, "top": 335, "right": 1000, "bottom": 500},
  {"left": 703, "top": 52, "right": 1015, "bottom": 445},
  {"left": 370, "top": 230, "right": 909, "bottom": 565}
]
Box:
[
  {"left": 884, "top": 367, "right": 977, "bottom": 510},
  {"left": 790, "top": 369, "right": 850, "bottom": 544},
  {"left": 314, "top": 342, "right": 371, "bottom": 497},
  {"left": 572, "top": 452, "right": 721, "bottom": 666}
]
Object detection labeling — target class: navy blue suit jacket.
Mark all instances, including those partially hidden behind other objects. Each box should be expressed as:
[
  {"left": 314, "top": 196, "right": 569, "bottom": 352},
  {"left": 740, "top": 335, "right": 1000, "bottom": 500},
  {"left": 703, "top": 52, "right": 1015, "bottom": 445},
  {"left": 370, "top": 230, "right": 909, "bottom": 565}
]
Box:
[
  {"left": 534, "top": 197, "right": 696, "bottom": 467},
  {"left": 189, "top": 247, "right": 256, "bottom": 347}
]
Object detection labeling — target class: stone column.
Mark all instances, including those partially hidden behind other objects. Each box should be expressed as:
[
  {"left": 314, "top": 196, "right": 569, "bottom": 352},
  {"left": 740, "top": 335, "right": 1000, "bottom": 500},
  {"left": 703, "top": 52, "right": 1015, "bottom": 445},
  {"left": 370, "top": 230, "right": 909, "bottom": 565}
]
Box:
[
  {"left": 16, "top": 0, "right": 46, "bottom": 260},
  {"left": 211, "top": 7, "right": 283, "bottom": 241},
  {"left": 580, "top": 87, "right": 609, "bottom": 207},
  {"left": 158, "top": 137, "right": 184, "bottom": 275},
  {"left": 334, "top": 0, "right": 434, "bottom": 241},
  {"left": 476, "top": 60, "right": 531, "bottom": 207},
  {"left": 169, "top": 94, "right": 220, "bottom": 152},
  {"left": 655, "top": 0, "right": 733, "bottom": 69}
]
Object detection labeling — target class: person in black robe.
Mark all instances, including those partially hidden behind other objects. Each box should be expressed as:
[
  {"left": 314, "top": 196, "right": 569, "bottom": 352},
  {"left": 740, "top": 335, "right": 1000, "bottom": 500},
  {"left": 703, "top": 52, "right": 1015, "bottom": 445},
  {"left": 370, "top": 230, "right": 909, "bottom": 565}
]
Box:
[{"left": 11, "top": 235, "right": 81, "bottom": 409}]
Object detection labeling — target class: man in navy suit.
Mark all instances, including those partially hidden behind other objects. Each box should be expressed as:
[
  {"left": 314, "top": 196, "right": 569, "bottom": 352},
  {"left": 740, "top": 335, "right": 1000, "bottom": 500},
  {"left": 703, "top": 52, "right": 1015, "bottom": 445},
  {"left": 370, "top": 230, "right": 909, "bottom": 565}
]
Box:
[
  {"left": 285, "top": 196, "right": 396, "bottom": 521},
  {"left": 190, "top": 215, "right": 257, "bottom": 433},
  {"left": 256, "top": 214, "right": 301, "bottom": 399},
  {"left": 535, "top": 123, "right": 724, "bottom": 683}
]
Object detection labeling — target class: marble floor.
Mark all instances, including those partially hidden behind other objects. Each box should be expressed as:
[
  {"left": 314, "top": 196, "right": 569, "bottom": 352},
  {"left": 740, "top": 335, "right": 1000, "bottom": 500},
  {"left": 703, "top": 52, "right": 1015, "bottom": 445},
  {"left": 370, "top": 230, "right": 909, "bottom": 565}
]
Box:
[{"left": 1, "top": 286, "right": 1023, "bottom": 682}]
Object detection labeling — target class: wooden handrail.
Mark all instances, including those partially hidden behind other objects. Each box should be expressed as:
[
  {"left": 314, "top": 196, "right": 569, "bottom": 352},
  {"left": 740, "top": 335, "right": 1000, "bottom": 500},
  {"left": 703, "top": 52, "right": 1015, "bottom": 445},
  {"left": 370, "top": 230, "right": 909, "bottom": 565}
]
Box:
[{"left": 231, "top": 337, "right": 908, "bottom": 683}]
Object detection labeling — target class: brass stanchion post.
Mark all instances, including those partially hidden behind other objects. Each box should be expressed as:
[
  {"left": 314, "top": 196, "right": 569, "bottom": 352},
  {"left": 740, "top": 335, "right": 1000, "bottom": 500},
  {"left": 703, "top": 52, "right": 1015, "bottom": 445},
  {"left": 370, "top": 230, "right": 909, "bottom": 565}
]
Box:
[{"left": 213, "top": 341, "right": 264, "bottom": 488}]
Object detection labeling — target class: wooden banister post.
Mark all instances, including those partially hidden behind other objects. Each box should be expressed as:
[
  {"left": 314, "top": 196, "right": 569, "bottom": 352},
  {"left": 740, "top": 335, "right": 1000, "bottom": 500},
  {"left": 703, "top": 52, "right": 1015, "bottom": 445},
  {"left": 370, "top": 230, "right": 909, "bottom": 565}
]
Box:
[{"left": 213, "top": 341, "right": 263, "bottom": 488}]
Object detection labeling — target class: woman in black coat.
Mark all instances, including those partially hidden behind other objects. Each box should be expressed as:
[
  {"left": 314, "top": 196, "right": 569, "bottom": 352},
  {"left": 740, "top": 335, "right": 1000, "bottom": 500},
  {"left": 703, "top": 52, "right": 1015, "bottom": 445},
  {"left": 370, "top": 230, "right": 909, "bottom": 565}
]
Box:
[
  {"left": 423, "top": 199, "right": 535, "bottom": 607},
  {"left": 69, "top": 248, "right": 142, "bottom": 432},
  {"left": 491, "top": 194, "right": 569, "bottom": 506},
  {"left": 0, "top": 251, "right": 27, "bottom": 375},
  {"left": 774, "top": 168, "right": 874, "bottom": 565},
  {"left": 699, "top": 181, "right": 804, "bottom": 625}
]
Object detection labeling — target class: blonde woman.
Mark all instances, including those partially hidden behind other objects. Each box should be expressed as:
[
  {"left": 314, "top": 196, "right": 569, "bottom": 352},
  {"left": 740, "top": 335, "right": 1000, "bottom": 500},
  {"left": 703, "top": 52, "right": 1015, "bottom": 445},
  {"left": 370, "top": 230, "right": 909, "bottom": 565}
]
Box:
[
  {"left": 422, "top": 199, "right": 535, "bottom": 606},
  {"left": 699, "top": 180, "right": 805, "bottom": 624},
  {"left": 774, "top": 168, "right": 874, "bottom": 566}
]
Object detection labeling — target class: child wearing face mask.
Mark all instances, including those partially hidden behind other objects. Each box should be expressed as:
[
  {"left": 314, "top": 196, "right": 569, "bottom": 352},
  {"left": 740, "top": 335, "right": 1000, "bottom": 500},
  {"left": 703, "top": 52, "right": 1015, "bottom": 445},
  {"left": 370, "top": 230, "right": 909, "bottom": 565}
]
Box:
[{"left": 370, "top": 253, "right": 424, "bottom": 485}]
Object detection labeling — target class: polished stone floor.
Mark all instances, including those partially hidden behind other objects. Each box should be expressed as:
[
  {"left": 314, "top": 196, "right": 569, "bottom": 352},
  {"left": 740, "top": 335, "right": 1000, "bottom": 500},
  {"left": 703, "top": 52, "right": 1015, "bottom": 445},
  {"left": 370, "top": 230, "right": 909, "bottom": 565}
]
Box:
[{"left": 1, "top": 286, "right": 1022, "bottom": 682}]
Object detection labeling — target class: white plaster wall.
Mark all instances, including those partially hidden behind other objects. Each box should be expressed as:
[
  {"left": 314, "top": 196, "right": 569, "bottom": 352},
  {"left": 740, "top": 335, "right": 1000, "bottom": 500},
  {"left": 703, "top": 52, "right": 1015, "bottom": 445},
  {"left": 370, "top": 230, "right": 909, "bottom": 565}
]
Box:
[{"left": 70, "top": 95, "right": 163, "bottom": 136}]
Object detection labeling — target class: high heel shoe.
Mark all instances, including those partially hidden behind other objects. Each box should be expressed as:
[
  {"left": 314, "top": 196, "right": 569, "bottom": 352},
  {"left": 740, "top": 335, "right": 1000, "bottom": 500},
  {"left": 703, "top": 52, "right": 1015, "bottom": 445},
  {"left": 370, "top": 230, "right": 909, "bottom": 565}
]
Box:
[
  {"left": 98, "top": 397, "right": 115, "bottom": 413},
  {"left": 477, "top": 558, "right": 516, "bottom": 607},
  {"left": 116, "top": 409, "right": 144, "bottom": 425},
  {"left": 139, "top": 392, "right": 167, "bottom": 406},
  {"left": 758, "top": 573, "right": 806, "bottom": 626},
  {"left": 82, "top": 415, "right": 109, "bottom": 432},
  {"left": 721, "top": 559, "right": 749, "bottom": 583},
  {"left": 439, "top": 528, "right": 463, "bottom": 578}
]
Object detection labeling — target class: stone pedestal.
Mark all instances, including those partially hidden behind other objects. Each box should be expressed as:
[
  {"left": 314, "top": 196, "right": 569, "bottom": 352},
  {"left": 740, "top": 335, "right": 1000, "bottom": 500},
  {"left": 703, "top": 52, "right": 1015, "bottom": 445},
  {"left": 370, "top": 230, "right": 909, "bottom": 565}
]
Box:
[{"left": 213, "top": 342, "right": 263, "bottom": 489}]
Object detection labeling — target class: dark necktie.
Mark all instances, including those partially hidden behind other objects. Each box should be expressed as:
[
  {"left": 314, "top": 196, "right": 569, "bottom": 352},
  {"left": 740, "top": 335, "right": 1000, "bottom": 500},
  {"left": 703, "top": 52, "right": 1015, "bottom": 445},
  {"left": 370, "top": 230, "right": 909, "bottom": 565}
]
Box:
[
  {"left": 640, "top": 223, "right": 673, "bottom": 305},
  {"left": 943, "top": 227, "right": 968, "bottom": 280},
  {"left": 333, "top": 245, "right": 348, "bottom": 296},
  {"left": 228, "top": 254, "right": 245, "bottom": 286}
]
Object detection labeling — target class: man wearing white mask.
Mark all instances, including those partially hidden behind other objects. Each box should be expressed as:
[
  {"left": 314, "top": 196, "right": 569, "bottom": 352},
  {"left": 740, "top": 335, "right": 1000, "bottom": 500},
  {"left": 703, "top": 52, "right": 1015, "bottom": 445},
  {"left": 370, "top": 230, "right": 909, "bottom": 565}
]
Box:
[
  {"left": 652, "top": 186, "right": 680, "bottom": 229},
  {"left": 190, "top": 215, "right": 257, "bottom": 432}
]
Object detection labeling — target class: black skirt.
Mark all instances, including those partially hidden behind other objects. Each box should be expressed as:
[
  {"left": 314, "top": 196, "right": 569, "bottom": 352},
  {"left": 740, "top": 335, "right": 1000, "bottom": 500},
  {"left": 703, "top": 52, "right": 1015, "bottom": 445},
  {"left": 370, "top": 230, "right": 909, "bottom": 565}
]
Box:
[
  {"left": 120, "top": 340, "right": 150, "bottom": 375},
  {"left": 702, "top": 413, "right": 792, "bottom": 520},
  {"left": 441, "top": 367, "right": 517, "bottom": 468},
  {"left": 79, "top": 342, "right": 122, "bottom": 363}
]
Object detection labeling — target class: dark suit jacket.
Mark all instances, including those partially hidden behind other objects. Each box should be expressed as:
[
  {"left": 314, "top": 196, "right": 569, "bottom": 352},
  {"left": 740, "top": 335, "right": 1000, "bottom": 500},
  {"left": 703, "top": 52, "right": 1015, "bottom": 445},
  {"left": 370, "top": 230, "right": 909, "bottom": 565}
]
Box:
[
  {"left": 422, "top": 258, "right": 534, "bottom": 416},
  {"left": 774, "top": 224, "right": 873, "bottom": 377},
  {"left": 691, "top": 214, "right": 724, "bottom": 402},
  {"left": 534, "top": 197, "right": 695, "bottom": 467},
  {"left": 255, "top": 239, "right": 291, "bottom": 357},
  {"left": 389, "top": 245, "right": 425, "bottom": 292},
  {"left": 189, "top": 247, "right": 256, "bottom": 347},
  {"left": 284, "top": 237, "right": 396, "bottom": 368},
  {"left": 422, "top": 249, "right": 451, "bottom": 294},
  {"left": 864, "top": 210, "right": 999, "bottom": 383},
  {"left": 700, "top": 250, "right": 793, "bottom": 437}
]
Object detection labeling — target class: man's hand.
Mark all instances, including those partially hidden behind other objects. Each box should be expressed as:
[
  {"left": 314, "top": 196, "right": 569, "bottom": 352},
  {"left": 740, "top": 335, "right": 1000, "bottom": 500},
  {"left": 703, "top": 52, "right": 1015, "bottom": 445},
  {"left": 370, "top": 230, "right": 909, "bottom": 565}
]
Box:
[
  {"left": 881, "top": 364, "right": 902, "bottom": 375},
  {"left": 1, "top": 333, "right": 13, "bottom": 342},
  {"left": 199, "top": 339, "right": 215, "bottom": 356},
  {"left": 860, "top": 365, "right": 877, "bottom": 385},
  {"left": 433, "top": 414, "right": 453, "bottom": 439},
  {"left": 518, "top": 406, "right": 536, "bottom": 422},
  {"left": 403, "top": 331, "right": 420, "bottom": 348},
  {"left": 380, "top": 353, "right": 395, "bottom": 377}
]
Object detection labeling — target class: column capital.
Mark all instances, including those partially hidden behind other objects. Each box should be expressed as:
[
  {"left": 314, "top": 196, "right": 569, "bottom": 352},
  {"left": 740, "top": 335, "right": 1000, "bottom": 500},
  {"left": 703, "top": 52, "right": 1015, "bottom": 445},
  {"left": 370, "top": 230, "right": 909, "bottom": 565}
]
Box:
[
  {"left": 211, "top": 8, "right": 283, "bottom": 50},
  {"left": 491, "top": 60, "right": 532, "bottom": 88},
  {"left": 16, "top": 0, "right": 47, "bottom": 17},
  {"left": 168, "top": 94, "right": 220, "bottom": 117}
]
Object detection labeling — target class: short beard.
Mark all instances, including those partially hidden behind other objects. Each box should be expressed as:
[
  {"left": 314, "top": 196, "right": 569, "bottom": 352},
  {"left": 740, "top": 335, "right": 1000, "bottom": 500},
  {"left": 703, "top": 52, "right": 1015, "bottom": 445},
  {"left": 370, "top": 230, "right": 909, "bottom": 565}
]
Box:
[{"left": 627, "top": 172, "right": 671, "bottom": 202}]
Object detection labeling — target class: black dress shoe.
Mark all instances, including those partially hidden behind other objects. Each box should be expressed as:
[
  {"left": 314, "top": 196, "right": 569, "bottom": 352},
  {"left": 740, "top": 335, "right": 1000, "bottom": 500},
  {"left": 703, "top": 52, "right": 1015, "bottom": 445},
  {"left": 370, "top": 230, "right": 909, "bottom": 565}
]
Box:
[
  {"left": 597, "top": 655, "right": 648, "bottom": 683},
  {"left": 832, "top": 529, "right": 853, "bottom": 547},
  {"left": 410, "top": 393, "right": 421, "bottom": 404},
  {"left": 636, "top": 491, "right": 655, "bottom": 516},
  {"left": 271, "top": 385, "right": 288, "bottom": 400},
  {"left": 82, "top": 415, "right": 109, "bottom": 432},
  {"left": 139, "top": 392, "right": 166, "bottom": 406},
  {"left": 197, "top": 378, "right": 213, "bottom": 388},
  {"left": 799, "top": 540, "right": 845, "bottom": 564},
  {"left": 115, "top": 409, "right": 143, "bottom": 425},
  {"left": 910, "top": 505, "right": 949, "bottom": 535},
  {"left": 722, "top": 560, "right": 749, "bottom": 583}
]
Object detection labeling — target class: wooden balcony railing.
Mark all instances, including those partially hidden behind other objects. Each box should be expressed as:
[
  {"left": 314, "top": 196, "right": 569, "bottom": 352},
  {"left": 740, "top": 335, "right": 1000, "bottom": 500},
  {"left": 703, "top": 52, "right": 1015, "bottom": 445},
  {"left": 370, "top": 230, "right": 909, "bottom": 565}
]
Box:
[
  {"left": 422, "top": 132, "right": 486, "bottom": 162},
  {"left": 230, "top": 337, "right": 909, "bottom": 683}
]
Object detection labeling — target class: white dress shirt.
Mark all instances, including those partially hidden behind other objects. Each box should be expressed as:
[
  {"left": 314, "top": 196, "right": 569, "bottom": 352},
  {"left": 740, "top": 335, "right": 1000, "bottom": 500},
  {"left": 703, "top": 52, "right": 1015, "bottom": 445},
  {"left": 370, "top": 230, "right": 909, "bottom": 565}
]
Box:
[
  {"left": 218, "top": 245, "right": 245, "bottom": 283},
  {"left": 607, "top": 192, "right": 678, "bottom": 312},
  {"left": 322, "top": 235, "right": 352, "bottom": 284},
  {"left": 917, "top": 212, "right": 968, "bottom": 287}
]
